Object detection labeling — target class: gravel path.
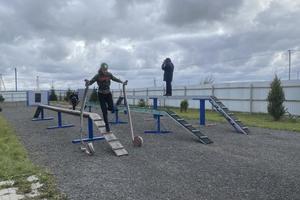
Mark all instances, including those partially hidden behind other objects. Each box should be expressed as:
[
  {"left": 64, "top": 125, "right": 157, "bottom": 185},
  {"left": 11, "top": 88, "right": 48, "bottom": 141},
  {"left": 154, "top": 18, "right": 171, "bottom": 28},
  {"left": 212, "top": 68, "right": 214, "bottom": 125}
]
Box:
[{"left": 1, "top": 104, "right": 300, "bottom": 200}]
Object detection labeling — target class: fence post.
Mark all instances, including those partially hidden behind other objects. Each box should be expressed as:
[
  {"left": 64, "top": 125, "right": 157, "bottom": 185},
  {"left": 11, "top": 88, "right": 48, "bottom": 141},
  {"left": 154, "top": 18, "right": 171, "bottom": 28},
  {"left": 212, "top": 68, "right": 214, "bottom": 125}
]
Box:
[
  {"left": 250, "top": 84, "right": 253, "bottom": 114},
  {"left": 184, "top": 86, "right": 187, "bottom": 96},
  {"left": 211, "top": 84, "right": 215, "bottom": 110},
  {"left": 133, "top": 89, "right": 135, "bottom": 105}
]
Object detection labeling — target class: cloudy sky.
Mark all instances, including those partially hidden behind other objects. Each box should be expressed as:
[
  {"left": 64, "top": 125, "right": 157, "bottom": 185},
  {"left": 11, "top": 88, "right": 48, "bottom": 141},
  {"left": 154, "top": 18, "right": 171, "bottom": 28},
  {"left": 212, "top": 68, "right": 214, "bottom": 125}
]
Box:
[{"left": 0, "top": 0, "right": 300, "bottom": 90}]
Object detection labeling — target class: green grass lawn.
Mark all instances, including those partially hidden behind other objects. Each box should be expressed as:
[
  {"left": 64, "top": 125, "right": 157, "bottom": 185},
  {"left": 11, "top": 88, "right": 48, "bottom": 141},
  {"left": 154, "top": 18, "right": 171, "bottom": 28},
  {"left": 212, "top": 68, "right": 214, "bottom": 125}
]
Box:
[
  {"left": 0, "top": 115, "right": 66, "bottom": 199},
  {"left": 170, "top": 108, "right": 300, "bottom": 132}
]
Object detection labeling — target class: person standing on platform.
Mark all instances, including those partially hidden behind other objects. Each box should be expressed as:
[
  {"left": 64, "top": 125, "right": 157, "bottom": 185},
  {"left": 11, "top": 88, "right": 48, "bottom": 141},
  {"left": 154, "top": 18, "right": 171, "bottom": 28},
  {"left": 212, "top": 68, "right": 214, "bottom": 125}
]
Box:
[{"left": 161, "top": 58, "right": 174, "bottom": 96}]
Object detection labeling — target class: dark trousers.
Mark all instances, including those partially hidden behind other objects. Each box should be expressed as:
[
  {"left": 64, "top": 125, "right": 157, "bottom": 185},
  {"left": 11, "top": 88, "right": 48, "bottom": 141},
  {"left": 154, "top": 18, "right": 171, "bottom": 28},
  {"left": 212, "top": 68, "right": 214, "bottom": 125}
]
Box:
[
  {"left": 98, "top": 92, "right": 114, "bottom": 132},
  {"left": 166, "top": 81, "right": 172, "bottom": 95}
]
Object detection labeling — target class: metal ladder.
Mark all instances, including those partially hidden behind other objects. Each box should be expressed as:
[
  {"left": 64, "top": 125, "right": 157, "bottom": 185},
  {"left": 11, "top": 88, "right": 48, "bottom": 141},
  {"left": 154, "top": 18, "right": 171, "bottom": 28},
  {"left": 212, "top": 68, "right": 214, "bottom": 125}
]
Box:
[
  {"left": 208, "top": 96, "right": 249, "bottom": 135},
  {"left": 164, "top": 110, "right": 213, "bottom": 144}
]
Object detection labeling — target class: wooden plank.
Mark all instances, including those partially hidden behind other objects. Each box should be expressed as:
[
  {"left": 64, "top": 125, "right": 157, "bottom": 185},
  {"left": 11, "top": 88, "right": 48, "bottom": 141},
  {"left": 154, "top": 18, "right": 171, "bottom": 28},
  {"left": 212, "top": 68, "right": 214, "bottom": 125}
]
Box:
[
  {"left": 38, "top": 104, "right": 90, "bottom": 117},
  {"left": 114, "top": 149, "right": 128, "bottom": 156},
  {"left": 103, "top": 133, "right": 118, "bottom": 142},
  {"left": 108, "top": 141, "right": 124, "bottom": 150},
  {"left": 94, "top": 120, "right": 105, "bottom": 128}
]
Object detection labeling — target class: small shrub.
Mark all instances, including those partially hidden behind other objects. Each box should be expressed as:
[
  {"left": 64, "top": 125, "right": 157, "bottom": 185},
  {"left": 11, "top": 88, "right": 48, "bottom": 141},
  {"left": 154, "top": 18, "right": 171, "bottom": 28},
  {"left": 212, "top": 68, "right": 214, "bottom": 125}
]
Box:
[
  {"left": 180, "top": 99, "right": 188, "bottom": 112},
  {"left": 138, "top": 99, "right": 146, "bottom": 107}
]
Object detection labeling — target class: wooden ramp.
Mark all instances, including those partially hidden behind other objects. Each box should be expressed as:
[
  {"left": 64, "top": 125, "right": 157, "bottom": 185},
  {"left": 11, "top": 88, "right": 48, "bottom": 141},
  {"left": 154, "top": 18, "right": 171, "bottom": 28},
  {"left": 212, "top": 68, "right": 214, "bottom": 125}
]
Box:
[{"left": 33, "top": 104, "right": 128, "bottom": 156}]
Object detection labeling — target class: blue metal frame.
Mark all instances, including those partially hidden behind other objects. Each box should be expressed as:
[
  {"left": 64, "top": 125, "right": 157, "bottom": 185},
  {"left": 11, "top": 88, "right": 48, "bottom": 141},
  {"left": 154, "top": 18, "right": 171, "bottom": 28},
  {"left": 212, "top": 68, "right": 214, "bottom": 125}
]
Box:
[
  {"left": 110, "top": 108, "right": 127, "bottom": 124},
  {"left": 47, "top": 111, "right": 74, "bottom": 129},
  {"left": 32, "top": 108, "right": 54, "bottom": 121},
  {"left": 72, "top": 117, "right": 105, "bottom": 143},
  {"left": 192, "top": 98, "right": 210, "bottom": 126},
  {"left": 200, "top": 99, "right": 205, "bottom": 125},
  {"left": 144, "top": 97, "right": 171, "bottom": 134}
]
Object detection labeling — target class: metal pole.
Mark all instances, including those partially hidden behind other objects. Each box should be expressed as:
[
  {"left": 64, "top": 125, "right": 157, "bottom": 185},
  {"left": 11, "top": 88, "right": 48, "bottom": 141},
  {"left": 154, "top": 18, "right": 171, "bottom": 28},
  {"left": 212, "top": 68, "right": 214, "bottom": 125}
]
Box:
[
  {"left": 288, "top": 50, "right": 291, "bottom": 80},
  {"left": 15, "top": 68, "right": 17, "bottom": 91}
]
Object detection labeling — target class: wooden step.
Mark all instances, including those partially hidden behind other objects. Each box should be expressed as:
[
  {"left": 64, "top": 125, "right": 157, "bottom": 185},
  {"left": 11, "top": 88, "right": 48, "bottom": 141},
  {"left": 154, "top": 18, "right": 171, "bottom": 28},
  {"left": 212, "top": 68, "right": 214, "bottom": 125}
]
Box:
[
  {"left": 114, "top": 148, "right": 128, "bottom": 156},
  {"left": 103, "top": 132, "right": 128, "bottom": 156}
]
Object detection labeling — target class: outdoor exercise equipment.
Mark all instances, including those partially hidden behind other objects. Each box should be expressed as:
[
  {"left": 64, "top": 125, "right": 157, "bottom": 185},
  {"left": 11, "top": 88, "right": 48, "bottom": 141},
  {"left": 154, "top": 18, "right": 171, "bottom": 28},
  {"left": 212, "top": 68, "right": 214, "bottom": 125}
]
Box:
[
  {"left": 208, "top": 96, "right": 249, "bottom": 134},
  {"left": 79, "top": 84, "right": 95, "bottom": 155},
  {"left": 123, "top": 81, "right": 143, "bottom": 147},
  {"left": 124, "top": 94, "right": 249, "bottom": 143},
  {"left": 32, "top": 103, "right": 128, "bottom": 156}
]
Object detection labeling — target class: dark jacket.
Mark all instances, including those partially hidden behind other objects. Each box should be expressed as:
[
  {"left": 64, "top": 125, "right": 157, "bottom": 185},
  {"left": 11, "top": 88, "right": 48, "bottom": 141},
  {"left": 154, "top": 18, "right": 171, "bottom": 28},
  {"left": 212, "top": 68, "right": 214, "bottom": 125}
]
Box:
[
  {"left": 162, "top": 59, "right": 174, "bottom": 82},
  {"left": 89, "top": 71, "right": 122, "bottom": 94}
]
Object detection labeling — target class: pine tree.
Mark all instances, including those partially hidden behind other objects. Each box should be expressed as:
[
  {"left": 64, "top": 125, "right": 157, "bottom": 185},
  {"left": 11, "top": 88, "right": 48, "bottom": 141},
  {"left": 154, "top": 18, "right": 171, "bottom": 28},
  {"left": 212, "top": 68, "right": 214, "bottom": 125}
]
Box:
[
  {"left": 267, "top": 75, "right": 286, "bottom": 120},
  {"left": 49, "top": 86, "right": 58, "bottom": 101},
  {"left": 0, "top": 94, "right": 4, "bottom": 102},
  {"left": 89, "top": 87, "right": 98, "bottom": 102},
  {"left": 64, "top": 88, "right": 73, "bottom": 101}
]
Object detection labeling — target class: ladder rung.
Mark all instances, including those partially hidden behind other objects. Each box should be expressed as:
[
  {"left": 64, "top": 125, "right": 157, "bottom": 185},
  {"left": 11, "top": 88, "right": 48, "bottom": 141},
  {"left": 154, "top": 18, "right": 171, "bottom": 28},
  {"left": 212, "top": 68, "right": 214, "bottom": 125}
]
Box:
[
  {"left": 199, "top": 136, "right": 208, "bottom": 139},
  {"left": 191, "top": 129, "right": 199, "bottom": 132},
  {"left": 112, "top": 146, "right": 125, "bottom": 151},
  {"left": 177, "top": 118, "right": 184, "bottom": 121},
  {"left": 184, "top": 123, "right": 192, "bottom": 126}
]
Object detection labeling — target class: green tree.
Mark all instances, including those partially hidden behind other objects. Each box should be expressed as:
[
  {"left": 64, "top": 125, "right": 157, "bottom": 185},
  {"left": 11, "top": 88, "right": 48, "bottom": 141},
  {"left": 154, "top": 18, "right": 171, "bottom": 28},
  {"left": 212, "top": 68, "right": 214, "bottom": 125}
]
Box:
[
  {"left": 89, "top": 87, "right": 98, "bottom": 102},
  {"left": 138, "top": 99, "right": 146, "bottom": 107},
  {"left": 49, "top": 86, "right": 58, "bottom": 101},
  {"left": 0, "top": 94, "right": 4, "bottom": 102},
  {"left": 64, "top": 88, "right": 73, "bottom": 101},
  {"left": 180, "top": 99, "right": 189, "bottom": 112},
  {"left": 59, "top": 92, "right": 62, "bottom": 101},
  {"left": 267, "top": 75, "right": 286, "bottom": 120}
]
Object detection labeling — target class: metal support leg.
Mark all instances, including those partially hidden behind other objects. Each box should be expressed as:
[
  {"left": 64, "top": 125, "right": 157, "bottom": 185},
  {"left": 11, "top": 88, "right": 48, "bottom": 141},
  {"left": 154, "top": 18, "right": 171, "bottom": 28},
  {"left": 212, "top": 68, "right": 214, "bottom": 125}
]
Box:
[
  {"left": 110, "top": 109, "right": 127, "bottom": 124},
  {"left": 199, "top": 100, "right": 206, "bottom": 125},
  {"left": 32, "top": 108, "right": 54, "bottom": 121},
  {"left": 144, "top": 114, "right": 171, "bottom": 134},
  {"left": 72, "top": 117, "right": 105, "bottom": 143},
  {"left": 47, "top": 112, "right": 74, "bottom": 129}
]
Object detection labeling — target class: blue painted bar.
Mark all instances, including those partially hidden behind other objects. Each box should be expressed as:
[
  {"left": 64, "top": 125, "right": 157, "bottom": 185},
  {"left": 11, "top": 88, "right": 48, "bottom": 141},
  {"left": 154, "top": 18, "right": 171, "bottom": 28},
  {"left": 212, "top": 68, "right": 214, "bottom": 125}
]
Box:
[
  {"left": 72, "top": 136, "right": 105, "bottom": 143},
  {"left": 47, "top": 112, "right": 74, "bottom": 129},
  {"left": 109, "top": 109, "right": 127, "bottom": 124},
  {"left": 143, "top": 97, "right": 171, "bottom": 134},
  {"left": 72, "top": 117, "right": 105, "bottom": 143},
  {"left": 144, "top": 113, "right": 171, "bottom": 134},
  {"left": 200, "top": 99, "right": 205, "bottom": 125},
  {"left": 192, "top": 97, "right": 211, "bottom": 126}
]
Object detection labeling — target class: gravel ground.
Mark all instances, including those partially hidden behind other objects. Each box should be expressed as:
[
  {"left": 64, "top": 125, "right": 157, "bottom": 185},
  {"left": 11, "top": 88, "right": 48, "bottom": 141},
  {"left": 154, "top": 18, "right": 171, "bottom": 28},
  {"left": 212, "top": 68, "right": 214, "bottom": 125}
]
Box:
[{"left": 1, "top": 103, "right": 300, "bottom": 200}]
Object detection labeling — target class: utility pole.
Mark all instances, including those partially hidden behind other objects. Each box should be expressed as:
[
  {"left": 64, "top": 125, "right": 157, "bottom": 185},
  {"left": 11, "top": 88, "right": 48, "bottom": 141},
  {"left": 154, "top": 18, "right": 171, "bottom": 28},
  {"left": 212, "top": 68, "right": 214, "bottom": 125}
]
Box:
[
  {"left": 36, "top": 76, "right": 40, "bottom": 91},
  {"left": 288, "top": 49, "right": 300, "bottom": 80},
  {"left": 15, "top": 68, "right": 17, "bottom": 91},
  {"left": 288, "top": 50, "right": 292, "bottom": 80},
  {"left": 153, "top": 77, "right": 157, "bottom": 87}
]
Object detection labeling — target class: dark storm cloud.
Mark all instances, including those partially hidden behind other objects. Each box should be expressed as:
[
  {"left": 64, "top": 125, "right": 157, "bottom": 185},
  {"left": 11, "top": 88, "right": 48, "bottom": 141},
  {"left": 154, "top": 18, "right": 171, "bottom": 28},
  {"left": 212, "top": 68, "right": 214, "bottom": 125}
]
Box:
[{"left": 0, "top": 0, "right": 300, "bottom": 90}]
